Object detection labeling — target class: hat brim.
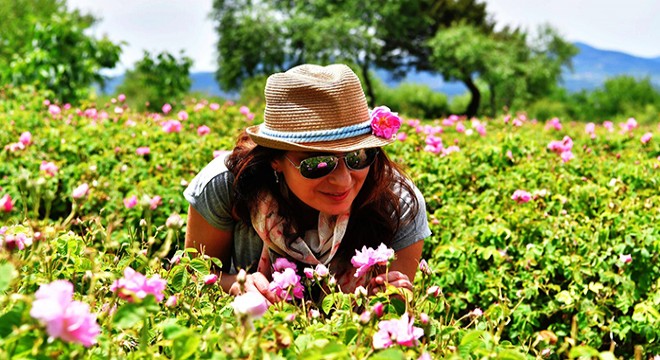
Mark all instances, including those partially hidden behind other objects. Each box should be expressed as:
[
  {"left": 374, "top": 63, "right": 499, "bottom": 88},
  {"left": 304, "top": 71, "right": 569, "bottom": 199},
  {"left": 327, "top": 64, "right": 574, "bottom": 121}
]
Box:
[{"left": 246, "top": 124, "right": 395, "bottom": 152}]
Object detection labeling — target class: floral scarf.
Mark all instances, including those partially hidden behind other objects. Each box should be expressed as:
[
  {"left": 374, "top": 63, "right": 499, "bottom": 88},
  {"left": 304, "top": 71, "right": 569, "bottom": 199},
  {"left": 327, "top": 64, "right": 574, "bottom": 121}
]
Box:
[{"left": 251, "top": 192, "right": 368, "bottom": 294}]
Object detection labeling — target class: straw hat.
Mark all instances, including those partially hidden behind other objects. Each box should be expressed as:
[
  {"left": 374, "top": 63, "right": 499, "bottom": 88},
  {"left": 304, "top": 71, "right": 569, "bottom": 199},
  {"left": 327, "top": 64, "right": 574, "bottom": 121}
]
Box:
[{"left": 246, "top": 64, "right": 396, "bottom": 152}]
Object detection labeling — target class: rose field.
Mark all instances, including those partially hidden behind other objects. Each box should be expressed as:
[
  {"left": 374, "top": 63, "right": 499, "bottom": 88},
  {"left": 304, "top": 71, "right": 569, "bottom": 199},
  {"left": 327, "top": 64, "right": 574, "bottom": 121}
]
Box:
[{"left": 1, "top": 89, "right": 660, "bottom": 360}]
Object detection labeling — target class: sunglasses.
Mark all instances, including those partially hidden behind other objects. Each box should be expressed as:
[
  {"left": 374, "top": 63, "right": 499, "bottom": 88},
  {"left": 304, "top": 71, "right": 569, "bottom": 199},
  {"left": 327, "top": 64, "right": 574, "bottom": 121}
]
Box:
[{"left": 284, "top": 148, "right": 379, "bottom": 179}]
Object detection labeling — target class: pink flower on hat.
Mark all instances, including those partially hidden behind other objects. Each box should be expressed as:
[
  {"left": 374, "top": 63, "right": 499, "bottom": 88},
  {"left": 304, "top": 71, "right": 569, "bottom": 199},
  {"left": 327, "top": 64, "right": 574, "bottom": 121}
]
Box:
[{"left": 370, "top": 106, "right": 402, "bottom": 139}]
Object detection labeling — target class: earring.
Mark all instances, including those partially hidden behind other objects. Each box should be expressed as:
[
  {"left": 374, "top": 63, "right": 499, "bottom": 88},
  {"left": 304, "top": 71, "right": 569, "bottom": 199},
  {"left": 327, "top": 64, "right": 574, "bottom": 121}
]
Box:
[{"left": 273, "top": 170, "right": 280, "bottom": 183}]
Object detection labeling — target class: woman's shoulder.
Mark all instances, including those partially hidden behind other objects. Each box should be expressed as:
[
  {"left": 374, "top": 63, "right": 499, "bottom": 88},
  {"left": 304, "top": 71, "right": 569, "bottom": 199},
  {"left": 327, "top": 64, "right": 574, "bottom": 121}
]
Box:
[
  {"left": 390, "top": 171, "right": 423, "bottom": 202},
  {"left": 183, "top": 153, "right": 235, "bottom": 200}
]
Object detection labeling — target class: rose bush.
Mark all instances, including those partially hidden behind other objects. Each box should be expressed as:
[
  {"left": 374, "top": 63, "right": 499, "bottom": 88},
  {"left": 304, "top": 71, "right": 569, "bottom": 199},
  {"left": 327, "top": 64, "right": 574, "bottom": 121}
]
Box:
[{"left": 1, "top": 93, "right": 659, "bottom": 358}]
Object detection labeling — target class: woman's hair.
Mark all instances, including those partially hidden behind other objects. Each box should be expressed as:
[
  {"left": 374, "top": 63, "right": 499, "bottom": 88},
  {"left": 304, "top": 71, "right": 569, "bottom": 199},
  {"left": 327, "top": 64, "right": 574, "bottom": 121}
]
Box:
[{"left": 226, "top": 130, "right": 419, "bottom": 270}]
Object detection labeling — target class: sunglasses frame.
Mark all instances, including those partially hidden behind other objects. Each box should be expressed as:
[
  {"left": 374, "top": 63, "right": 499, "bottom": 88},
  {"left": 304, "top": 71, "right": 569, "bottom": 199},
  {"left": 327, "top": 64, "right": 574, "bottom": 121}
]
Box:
[{"left": 284, "top": 148, "right": 379, "bottom": 179}]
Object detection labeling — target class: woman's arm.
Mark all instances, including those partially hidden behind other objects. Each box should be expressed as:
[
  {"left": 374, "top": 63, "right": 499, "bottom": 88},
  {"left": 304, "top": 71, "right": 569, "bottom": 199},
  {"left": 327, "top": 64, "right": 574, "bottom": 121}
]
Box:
[
  {"left": 185, "top": 205, "right": 234, "bottom": 271},
  {"left": 390, "top": 240, "right": 424, "bottom": 281},
  {"left": 184, "top": 206, "right": 280, "bottom": 303},
  {"left": 370, "top": 240, "right": 423, "bottom": 295}
]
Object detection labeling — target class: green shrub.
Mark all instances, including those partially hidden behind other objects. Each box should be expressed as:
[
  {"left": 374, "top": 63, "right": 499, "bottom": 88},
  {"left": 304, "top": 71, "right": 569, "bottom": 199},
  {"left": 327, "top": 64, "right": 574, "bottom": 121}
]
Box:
[
  {"left": 374, "top": 80, "right": 448, "bottom": 119},
  {"left": 116, "top": 51, "right": 193, "bottom": 112}
]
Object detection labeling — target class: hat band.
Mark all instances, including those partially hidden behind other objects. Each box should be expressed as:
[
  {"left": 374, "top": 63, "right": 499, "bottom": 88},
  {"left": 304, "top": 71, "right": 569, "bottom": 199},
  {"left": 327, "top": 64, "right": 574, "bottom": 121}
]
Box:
[{"left": 260, "top": 120, "right": 372, "bottom": 143}]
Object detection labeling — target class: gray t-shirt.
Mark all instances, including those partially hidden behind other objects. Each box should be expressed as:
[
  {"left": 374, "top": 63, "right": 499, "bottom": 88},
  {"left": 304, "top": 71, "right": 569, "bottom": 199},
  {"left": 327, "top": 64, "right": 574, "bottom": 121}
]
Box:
[{"left": 183, "top": 154, "right": 431, "bottom": 273}]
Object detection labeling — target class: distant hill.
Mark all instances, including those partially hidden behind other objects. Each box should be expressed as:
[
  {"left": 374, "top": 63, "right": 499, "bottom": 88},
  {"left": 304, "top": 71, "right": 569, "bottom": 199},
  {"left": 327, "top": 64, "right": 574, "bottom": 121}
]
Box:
[
  {"left": 100, "top": 42, "right": 660, "bottom": 98},
  {"left": 564, "top": 42, "right": 660, "bottom": 91}
]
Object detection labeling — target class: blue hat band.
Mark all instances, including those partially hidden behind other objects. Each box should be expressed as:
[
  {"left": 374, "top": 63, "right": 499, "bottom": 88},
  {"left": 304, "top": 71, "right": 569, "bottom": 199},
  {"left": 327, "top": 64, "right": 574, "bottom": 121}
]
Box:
[{"left": 259, "top": 120, "right": 372, "bottom": 143}]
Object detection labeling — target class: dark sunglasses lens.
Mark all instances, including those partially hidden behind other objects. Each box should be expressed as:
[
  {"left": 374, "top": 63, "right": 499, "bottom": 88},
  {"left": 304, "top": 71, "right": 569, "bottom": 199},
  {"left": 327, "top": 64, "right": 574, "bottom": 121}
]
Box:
[
  {"left": 345, "top": 148, "right": 378, "bottom": 170},
  {"left": 298, "top": 155, "right": 339, "bottom": 179}
]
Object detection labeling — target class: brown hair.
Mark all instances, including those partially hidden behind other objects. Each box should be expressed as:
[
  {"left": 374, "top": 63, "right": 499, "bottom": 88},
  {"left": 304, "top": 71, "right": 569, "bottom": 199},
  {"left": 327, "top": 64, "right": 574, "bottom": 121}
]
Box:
[{"left": 226, "top": 130, "right": 419, "bottom": 267}]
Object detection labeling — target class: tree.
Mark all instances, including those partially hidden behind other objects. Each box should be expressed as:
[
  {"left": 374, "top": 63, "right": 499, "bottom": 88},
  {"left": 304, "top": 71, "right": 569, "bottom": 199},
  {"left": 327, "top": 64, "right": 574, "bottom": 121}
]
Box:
[
  {"left": 0, "top": 0, "right": 122, "bottom": 103},
  {"left": 211, "top": 0, "right": 494, "bottom": 107},
  {"left": 427, "top": 24, "right": 495, "bottom": 117},
  {"left": 211, "top": 0, "right": 387, "bottom": 104},
  {"left": 428, "top": 24, "right": 577, "bottom": 117},
  {"left": 116, "top": 51, "right": 193, "bottom": 111}
]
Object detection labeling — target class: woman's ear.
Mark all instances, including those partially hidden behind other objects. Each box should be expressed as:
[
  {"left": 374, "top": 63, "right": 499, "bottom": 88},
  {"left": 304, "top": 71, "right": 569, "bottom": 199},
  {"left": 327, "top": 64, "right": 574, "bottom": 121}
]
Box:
[{"left": 271, "top": 159, "right": 283, "bottom": 172}]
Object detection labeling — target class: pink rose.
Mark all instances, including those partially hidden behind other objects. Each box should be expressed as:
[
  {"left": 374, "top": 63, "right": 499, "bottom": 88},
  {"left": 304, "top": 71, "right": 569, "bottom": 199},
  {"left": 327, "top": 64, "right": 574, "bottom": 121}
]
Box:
[
  {"left": 19, "top": 131, "right": 32, "bottom": 146},
  {"left": 197, "top": 125, "right": 211, "bottom": 136},
  {"left": 30, "top": 280, "right": 100, "bottom": 347},
  {"left": 1, "top": 194, "right": 14, "bottom": 212},
  {"left": 72, "top": 183, "right": 89, "bottom": 199},
  {"left": 232, "top": 291, "right": 269, "bottom": 319},
  {"left": 110, "top": 267, "right": 167, "bottom": 302},
  {"left": 372, "top": 313, "right": 424, "bottom": 349},
  {"left": 351, "top": 243, "right": 395, "bottom": 278},
  {"left": 641, "top": 132, "right": 652, "bottom": 144},
  {"left": 123, "top": 195, "right": 138, "bottom": 209},
  {"left": 40, "top": 161, "right": 59, "bottom": 176},
  {"left": 370, "top": 106, "right": 402, "bottom": 139},
  {"left": 136, "top": 147, "right": 150, "bottom": 155},
  {"left": 511, "top": 190, "right": 532, "bottom": 204}
]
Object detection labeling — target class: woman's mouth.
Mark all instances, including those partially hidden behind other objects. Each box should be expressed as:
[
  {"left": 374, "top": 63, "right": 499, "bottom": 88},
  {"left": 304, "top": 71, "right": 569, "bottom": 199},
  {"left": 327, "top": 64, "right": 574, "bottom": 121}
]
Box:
[{"left": 321, "top": 190, "right": 350, "bottom": 201}]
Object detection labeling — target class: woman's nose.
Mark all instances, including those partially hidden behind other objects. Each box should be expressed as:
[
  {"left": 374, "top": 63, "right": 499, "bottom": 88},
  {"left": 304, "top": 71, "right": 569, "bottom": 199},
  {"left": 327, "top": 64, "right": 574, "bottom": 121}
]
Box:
[{"left": 327, "top": 159, "right": 351, "bottom": 185}]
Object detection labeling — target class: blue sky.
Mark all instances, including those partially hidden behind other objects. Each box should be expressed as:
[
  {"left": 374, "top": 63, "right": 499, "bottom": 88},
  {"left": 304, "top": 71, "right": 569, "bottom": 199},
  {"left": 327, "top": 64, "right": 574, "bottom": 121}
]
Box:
[{"left": 68, "top": 0, "right": 660, "bottom": 75}]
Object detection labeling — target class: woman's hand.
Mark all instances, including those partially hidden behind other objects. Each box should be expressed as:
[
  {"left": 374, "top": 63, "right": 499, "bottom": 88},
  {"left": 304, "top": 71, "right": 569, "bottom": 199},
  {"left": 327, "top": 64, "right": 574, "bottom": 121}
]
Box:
[
  {"left": 369, "top": 270, "right": 413, "bottom": 295},
  {"left": 228, "top": 272, "right": 280, "bottom": 305}
]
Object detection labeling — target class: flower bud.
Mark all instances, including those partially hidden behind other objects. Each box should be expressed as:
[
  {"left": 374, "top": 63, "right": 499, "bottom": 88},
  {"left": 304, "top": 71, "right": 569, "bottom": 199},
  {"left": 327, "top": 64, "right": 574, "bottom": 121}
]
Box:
[
  {"left": 354, "top": 286, "right": 368, "bottom": 297},
  {"left": 232, "top": 291, "right": 268, "bottom": 319},
  {"left": 165, "top": 295, "right": 178, "bottom": 307},
  {"left": 420, "top": 312, "right": 429, "bottom": 324},
  {"left": 427, "top": 285, "right": 441, "bottom": 297},
  {"left": 236, "top": 269, "right": 247, "bottom": 284},
  {"left": 372, "top": 302, "right": 384, "bottom": 318},
  {"left": 358, "top": 310, "right": 372, "bottom": 324},
  {"left": 203, "top": 274, "right": 218, "bottom": 285},
  {"left": 418, "top": 259, "right": 431, "bottom": 276}
]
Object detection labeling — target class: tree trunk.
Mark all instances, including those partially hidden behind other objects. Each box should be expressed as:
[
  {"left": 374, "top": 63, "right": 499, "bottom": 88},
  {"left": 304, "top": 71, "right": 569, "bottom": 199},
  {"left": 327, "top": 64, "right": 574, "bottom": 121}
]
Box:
[
  {"left": 488, "top": 83, "right": 496, "bottom": 117},
  {"left": 463, "top": 76, "right": 480, "bottom": 118},
  {"left": 360, "top": 61, "right": 377, "bottom": 107}
]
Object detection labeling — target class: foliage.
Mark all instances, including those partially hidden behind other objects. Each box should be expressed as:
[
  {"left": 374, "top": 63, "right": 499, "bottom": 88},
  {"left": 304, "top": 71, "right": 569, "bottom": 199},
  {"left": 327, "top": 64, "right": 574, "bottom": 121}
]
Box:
[
  {"left": 2, "top": 91, "right": 660, "bottom": 358},
  {"left": 116, "top": 51, "right": 193, "bottom": 112},
  {"left": 428, "top": 24, "right": 577, "bottom": 118},
  {"left": 548, "top": 76, "right": 660, "bottom": 123},
  {"left": 211, "top": 0, "right": 492, "bottom": 108},
  {"left": 0, "top": 0, "right": 121, "bottom": 103},
  {"left": 373, "top": 78, "right": 449, "bottom": 120}
]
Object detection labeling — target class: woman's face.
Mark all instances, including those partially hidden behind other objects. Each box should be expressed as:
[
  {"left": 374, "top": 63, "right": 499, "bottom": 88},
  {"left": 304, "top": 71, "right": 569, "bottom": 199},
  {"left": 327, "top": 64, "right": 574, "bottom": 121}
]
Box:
[{"left": 273, "top": 151, "right": 370, "bottom": 215}]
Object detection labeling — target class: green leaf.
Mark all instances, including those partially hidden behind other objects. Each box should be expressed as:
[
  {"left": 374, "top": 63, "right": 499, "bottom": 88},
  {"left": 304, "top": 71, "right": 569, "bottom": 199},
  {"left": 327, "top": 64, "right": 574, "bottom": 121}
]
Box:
[
  {"left": 556, "top": 290, "right": 574, "bottom": 305},
  {"left": 568, "top": 345, "right": 600, "bottom": 359},
  {"left": 321, "top": 293, "right": 346, "bottom": 315},
  {"left": 369, "top": 348, "right": 405, "bottom": 360},
  {"left": 173, "top": 331, "right": 201, "bottom": 360},
  {"left": 458, "top": 330, "right": 485, "bottom": 356},
  {"left": 0, "top": 262, "right": 17, "bottom": 293},
  {"left": 113, "top": 302, "right": 146, "bottom": 329},
  {"left": 496, "top": 349, "right": 526, "bottom": 360},
  {"left": 162, "top": 319, "right": 188, "bottom": 339},
  {"left": 189, "top": 258, "right": 210, "bottom": 276},
  {"left": 169, "top": 264, "right": 188, "bottom": 292},
  {"left": 0, "top": 302, "right": 25, "bottom": 338},
  {"left": 342, "top": 325, "right": 358, "bottom": 345}
]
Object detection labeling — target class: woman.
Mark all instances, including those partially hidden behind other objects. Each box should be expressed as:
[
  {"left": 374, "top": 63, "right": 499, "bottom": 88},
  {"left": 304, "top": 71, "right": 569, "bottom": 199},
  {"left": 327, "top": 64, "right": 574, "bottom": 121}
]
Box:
[{"left": 184, "top": 64, "right": 431, "bottom": 303}]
